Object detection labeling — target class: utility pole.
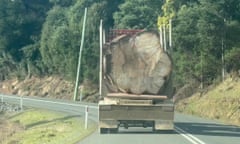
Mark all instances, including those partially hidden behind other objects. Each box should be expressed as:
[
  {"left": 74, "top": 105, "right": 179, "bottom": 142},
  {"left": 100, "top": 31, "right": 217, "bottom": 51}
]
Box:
[{"left": 73, "top": 8, "right": 87, "bottom": 101}]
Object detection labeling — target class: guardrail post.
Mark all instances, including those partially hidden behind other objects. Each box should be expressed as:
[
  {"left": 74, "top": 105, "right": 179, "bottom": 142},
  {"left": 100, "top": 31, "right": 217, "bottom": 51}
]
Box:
[
  {"left": 20, "top": 96, "right": 23, "bottom": 111},
  {"left": 80, "top": 87, "right": 83, "bottom": 102},
  {"left": 85, "top": 105, "right": 89, "bottom": 129}
]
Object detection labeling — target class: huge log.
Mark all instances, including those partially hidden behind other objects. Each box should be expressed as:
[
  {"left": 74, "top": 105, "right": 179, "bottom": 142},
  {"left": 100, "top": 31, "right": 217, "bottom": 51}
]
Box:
[{"left": 103, "top": 31, "right": 173, "bottom": 97}]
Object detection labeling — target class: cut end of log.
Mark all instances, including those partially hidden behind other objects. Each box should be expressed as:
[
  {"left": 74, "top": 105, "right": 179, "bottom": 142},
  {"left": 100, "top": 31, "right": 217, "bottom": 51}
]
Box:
[{"left": 103, "top": 30, "right": 174, "bottom": 98}]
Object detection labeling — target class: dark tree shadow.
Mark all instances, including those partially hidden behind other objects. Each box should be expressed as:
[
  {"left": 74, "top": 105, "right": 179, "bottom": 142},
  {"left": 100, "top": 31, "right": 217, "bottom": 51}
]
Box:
[
  {"left": 175, "top": 122, "right": 240, "bottom": 137},
  {"left": 101, "top": 122, "right": 240, "bottom": 136},
  {"left": 26, "top": 115, "right": 82, "bottom": 129}
]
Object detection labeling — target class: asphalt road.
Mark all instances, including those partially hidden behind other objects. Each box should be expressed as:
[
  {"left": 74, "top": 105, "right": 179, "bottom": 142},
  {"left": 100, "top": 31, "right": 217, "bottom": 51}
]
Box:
[{"left": 1, "top": 94, "right": 240, "bottom": 144}]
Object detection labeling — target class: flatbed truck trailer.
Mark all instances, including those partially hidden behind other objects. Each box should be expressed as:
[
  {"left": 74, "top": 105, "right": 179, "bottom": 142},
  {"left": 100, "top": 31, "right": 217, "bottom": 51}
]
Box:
[
  {"left": 99, "top": 93, "right": 174, "bottom": 133},
  {"left": 98, "top": 29, "right": 175, "bottom": 133}
]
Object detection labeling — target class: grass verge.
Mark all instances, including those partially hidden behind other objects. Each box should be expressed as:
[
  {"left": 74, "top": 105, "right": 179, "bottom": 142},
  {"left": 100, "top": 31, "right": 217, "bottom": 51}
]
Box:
[
  {"left": 176, "top": 77, "right": 240, "bottom": 126},
  {"left": 2, "top": 109, "right": 97, "bottom": 144}
]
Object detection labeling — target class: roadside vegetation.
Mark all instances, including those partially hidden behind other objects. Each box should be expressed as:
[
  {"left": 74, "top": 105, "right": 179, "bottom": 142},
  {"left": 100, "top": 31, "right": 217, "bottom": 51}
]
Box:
[
  {"left": 0, "top": 0, "right": 239, "bottom": 134},
  {"left": 1, "top": 109, "right": 96, "bottom": 144},
  {"left": 0, "top": 0, "right": 239, "bottom": 92},
  {"left": 176, "top": 76, "right": 240, "bottom": 126}
]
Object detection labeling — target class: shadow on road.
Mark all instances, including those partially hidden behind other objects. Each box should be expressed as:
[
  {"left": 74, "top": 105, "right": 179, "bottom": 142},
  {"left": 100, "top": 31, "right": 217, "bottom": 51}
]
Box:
[
  {"left": 116, "top": 130, "right": 176, "bottom": 135},
  {"left": 175, "top": 122, "right": 240, "bottom": 137},
  {"left": 101, "top": 122, "right": 240, "bottom": 136},
  {"left": 101, "top": 128, "right": 177, "bottom": 135}
]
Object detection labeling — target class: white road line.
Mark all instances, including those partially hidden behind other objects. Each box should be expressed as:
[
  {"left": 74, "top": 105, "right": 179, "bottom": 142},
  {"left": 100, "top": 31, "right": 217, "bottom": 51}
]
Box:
[
  {"left": 2, "top": 94, "right": 206, "bottom": 144},
  {"left": 175, "top": 126, "right": 206, "bottom": 144},
  {"left": 175, "top": 128, "right": 199, "bottom": 144}
]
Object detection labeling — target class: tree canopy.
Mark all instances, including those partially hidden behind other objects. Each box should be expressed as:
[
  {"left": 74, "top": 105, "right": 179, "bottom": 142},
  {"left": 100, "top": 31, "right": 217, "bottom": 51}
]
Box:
[{"left": 0, "top": 0, "right": 239, "bottom": 89}]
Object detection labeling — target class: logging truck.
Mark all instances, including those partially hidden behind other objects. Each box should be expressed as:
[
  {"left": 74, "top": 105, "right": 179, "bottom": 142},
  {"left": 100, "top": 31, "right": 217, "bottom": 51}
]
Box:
[{"left": 98, "top": 29, "right": 174, "bottom": 133}]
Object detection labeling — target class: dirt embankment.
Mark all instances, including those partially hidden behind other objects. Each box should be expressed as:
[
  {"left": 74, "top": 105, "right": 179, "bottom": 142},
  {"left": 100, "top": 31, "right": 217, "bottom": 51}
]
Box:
[
  {"left": 176, "top": 76, "right": 240, "bottom": 126},
  {"left": 0, "top": 76, "right": 98, "bottom": 102},
  {"left": 1, "top": 75, "right": 239, "bottom": 126}
]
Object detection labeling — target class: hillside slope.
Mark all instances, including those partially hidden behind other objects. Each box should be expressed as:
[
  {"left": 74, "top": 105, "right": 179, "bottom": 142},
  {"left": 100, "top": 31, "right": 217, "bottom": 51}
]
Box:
[
  {"left": 1, "top": 76, "right": 239, "bottom": 126},
  {"left": 0, "top": 76, "right": 98, "bottom": 102},
  {"left": 176, "top": 77, "right": 240, "bottom": 126}
]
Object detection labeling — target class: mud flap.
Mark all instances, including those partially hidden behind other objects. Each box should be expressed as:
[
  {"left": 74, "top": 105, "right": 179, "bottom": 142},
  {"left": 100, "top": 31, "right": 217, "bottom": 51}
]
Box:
[
  {"left": 99, "top": 120, "right": 118, "bottom": 129},
  {"left": 154, "top": 120, "right": 174, "bottom": 130}
]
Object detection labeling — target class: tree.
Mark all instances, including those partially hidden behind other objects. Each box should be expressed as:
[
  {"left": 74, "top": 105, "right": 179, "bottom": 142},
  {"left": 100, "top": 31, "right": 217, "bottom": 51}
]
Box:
[
  {"left": 40, "top": 6, "right": 71, "bottom": 76},
  {"left": 172, "top": 0, "right": 227, "bottom": 87},
  {"left": 225, "top": 47, "right": 240, "bottom": 72},
  {"left": 0, "top": 0, "right": 50, "bottom": 79},
  {"left": 40, "top": 0, "right": 123, "bottom": 82},
  {"left": 114, "top": 0, "right": 163, "bottom": 29},
  {"left": 172, "top": 4, "right": 201, "bottom": 86}
]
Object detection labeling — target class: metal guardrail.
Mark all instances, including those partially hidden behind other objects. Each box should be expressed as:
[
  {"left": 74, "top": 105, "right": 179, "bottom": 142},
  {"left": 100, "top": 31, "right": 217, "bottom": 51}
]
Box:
[
  {"left": 1, "top": 93, "right": 99, "bottom": 129},
  {"left": 0, "top": 94, "right": 98, "bottom": 109}
]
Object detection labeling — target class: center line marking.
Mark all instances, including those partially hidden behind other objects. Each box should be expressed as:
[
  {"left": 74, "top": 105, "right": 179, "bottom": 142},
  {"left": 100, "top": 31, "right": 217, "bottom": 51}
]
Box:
[{"left": 175, "top": 126, "right": 206, "bottom": 144}]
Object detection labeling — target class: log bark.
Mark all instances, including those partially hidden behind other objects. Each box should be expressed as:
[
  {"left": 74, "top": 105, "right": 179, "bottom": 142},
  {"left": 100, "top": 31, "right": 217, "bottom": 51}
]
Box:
[{"left": 103, "top": 31, "right": 173, "bottom": 97}]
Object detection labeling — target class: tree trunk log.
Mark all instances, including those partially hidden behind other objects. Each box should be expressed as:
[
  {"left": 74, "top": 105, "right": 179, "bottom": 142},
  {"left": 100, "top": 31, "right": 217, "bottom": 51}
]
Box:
[{"left": 103, "top": 31, "right": 173, "bottom": 97}]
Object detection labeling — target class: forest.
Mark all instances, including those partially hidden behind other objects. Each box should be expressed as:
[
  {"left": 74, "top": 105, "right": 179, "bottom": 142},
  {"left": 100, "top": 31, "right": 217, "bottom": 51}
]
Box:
[{"left": 0, "top": 0, "right": 239, "bottom": 89}]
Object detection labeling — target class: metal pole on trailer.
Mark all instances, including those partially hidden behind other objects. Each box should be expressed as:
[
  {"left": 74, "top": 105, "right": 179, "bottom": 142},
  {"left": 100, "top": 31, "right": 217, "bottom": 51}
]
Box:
[
  {"left": 99, "top": 20, "right": 103, "bottom": 100},
  {"left": 159, "top": 26, "right": 163, "bottom": 48},
  {"left": 163, "top": 24, "right": 167, "bottom": 52},
  {"left": 169, "top": 19, "right": 172, "bottom": 51}
]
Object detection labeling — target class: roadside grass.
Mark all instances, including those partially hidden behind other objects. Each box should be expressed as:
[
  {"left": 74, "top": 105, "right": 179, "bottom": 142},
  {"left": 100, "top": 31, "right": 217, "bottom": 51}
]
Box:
[
  {"left": 176, "top": 77, "right": 240, "bottom": 126},
  {"left": 3, "top": 109, "right": 97, "bottom": 144}
]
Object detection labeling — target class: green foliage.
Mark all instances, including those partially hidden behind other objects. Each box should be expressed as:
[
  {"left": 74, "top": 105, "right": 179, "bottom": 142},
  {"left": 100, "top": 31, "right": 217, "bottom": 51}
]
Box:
[
  {"left": 6, "top": 109, "right": 96, "bottom": 144},
  {"left": 20, "top": 42, "right": 45, "bottom": 77},
  {"left": 0, "top": 0, "right": 239, "bottom": 89},
  {"left": 225, "top": 47, "right": 240, "bottom": 72},
  {"left": 0, "top": 0, "right": 26, "bottom": 60},
  {"left": 172, "top": 0, "right": 240, "bottom": 88},
  {"left": 226, "top": 20, "right": 240, "bottom": 48},
  {"left": 0, "top": 0, "right": 50, "bottom": 79},
  {"left": 114, "top": 0, "right": 163, "bottom": 29},
  {"left": 49, "top": 0, "right": 75, "bottom": 7},
  {"left": 40, "top": 6, "right": 70, "bottom": 75},
  {"left": 40, "top": 0, "right": 122, "bottom": 83}
]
